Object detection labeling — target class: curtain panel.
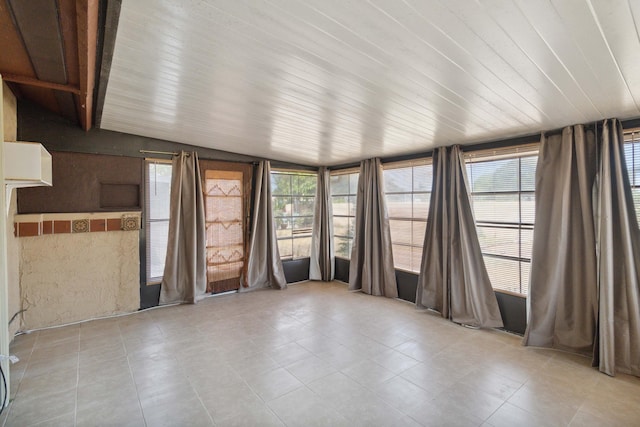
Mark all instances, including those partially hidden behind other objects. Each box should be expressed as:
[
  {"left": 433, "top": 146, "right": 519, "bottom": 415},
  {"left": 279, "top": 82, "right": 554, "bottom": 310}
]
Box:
[
  {"left": 240, "top": 160, "right": 287, "bottom": 292},
  {"left": 595, "top": 119, "right": 640, "bottom": 376},
  {"left": 349, "top": 158, "right": 397, "bottom": 297},
  {"left": 416, "top": 146, "right": 503, "bottom": 328},
  {"left": 310, "top": 167, "right": 335, "bottom": 281},
  {"left": 160, "top": 152, "right": 207, "bottom": 305},
  {"left": 525, "top": 120, "right": 640, "bottom": 377},
  {"left": 523, "top": 126, "right": 598, "bottom": 355}
]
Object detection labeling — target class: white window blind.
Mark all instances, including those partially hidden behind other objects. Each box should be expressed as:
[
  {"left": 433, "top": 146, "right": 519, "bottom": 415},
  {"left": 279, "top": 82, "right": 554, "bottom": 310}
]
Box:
[
  {"left": 465, "top": 144, "right": 539, "bottom": 295},
  {"left": 624, "top": 130, "right": 640, "bottom": 227},
  {"left": 383, "top": 158, "right": 433, "bottom": 273},
  {"left": 145, "top": 160, "right": 172, "bottom": 284}
]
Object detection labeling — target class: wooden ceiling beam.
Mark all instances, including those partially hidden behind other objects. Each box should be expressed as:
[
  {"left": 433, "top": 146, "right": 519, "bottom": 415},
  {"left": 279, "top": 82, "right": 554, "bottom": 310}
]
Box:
[
  {"left": 4, "top": 82, "right": 23, "bottom": 100},
  {"left": 1, "top": 73, "right": 81, "bottom": 94},
  {"left": 76, "top": 0, "right": 99, "bottom": 131}
]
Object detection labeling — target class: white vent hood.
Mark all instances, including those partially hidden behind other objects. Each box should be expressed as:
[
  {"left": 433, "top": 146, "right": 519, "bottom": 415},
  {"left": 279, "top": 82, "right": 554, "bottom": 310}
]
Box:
[{"left": 4, "top": 141, "right": 53, "bottom": 213}]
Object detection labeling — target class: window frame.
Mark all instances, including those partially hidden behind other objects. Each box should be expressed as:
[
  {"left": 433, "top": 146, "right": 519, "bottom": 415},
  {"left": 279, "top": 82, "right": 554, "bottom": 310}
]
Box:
[
  {"left": 270, "top": 169, "right": 317, "bottom": 260},
  {"left": 330, "top": 168, "right": 359, "bottom": 260},
  {"left": 144, "top": 158, "right": 173, "bottom": 285},
  {"left": 203, "top": 169, "right": 245, "bottom": 292},
  {"left": 383, "top": 158, "right": 432, "bottom": 274},
  {"left": 623, "top": 129, "right": 640, "bottom": 227},
  {"left": 465, "top": 145, "right": 539, "bottom": 296}
]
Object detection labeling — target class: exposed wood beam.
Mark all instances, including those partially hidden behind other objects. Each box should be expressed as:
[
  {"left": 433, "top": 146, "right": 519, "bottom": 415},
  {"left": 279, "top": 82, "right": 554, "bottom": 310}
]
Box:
[
  {"left": 6, "top": 0, "right": 68, "bottom": 84},
  {"left": 76, "top": 0, "right": 99, "bottom": 131},
  {"left": 4, "top": 82, "right": 23, "bottom": 100},
  {"left": 0, "top": 73, "right": 81, "bottom": 94}
]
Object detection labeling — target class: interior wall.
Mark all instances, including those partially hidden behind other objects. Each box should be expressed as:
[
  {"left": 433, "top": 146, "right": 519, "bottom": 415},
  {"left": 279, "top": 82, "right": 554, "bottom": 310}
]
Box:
[
  {"left": 17, "top": 151, "right": 143, "bottom": 214},
  {"left": 282, "top": 258, "right": 310, "bottom": 283},
  {"left": 334, "top": 257, "right": 350, "bottom": 283},
  {"left": 0, "top": 78, "right": 10, "bottom": 400},
  {"left": 20, "top": 100, "right": 282, "bottom": 164},
  {"left": 3, "top": 83, "right": 21, "bottom": 339},
  {"left": 20, "top": 228, "right": 140, "bottom": 329},
  {"left": 11, "top": 147, "right": 144, "bottom": 331},
  {"left": 2, "top": 82, "right": 16, "bottom": 142},
  {"left": 7, "top": 192, "right": 21, "bottom": 337},
  {"left": 19, "top": 100, "right": 316, "bottom": 172}
]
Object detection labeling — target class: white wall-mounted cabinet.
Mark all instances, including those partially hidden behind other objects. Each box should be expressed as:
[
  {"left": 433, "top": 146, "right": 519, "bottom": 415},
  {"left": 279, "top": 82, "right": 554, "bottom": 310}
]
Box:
[
  {"left": 3, "top": 141, "right": 52, "bottom": 187},
  {"left": 3, "top": 141, "right": 53, "bottom": 215}
]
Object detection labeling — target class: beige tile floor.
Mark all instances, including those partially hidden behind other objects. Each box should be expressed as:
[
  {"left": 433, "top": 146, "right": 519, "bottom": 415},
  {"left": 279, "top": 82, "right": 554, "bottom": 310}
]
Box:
[{"left": 1, "top": 280, "right": 639, "bottom": 426}]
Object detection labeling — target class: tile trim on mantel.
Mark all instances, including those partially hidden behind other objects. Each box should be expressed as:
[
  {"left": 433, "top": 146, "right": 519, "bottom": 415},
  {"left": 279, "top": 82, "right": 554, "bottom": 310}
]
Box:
[{"left": 14, "top": 212, "right": 141, "bottom": 237}]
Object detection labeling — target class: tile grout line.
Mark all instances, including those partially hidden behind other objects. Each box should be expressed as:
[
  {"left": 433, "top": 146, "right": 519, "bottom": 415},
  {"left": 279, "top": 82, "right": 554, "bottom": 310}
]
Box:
[
  {"left": 181, "top": 364, "right": 217, "bottom": 426},
  {"left": 123, "top": 326, "right": 148, "bottom": 427},
  {"left": 73, "top": 348, "right": 80, "bottom": 427},
  {"left": 7, "top": 281, "right": 640, "bottom": 426},
  {"left": 2, "top": 332, "right": 38, "bottom": 426},
  {"left": 236, "top": 362, "right": 296, "bottom": 426}
]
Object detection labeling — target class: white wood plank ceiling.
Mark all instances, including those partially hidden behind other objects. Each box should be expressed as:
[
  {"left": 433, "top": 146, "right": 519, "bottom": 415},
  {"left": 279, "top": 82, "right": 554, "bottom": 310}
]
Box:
[{"left": 100, "top": 0, "right": 640, "bottom": 166}]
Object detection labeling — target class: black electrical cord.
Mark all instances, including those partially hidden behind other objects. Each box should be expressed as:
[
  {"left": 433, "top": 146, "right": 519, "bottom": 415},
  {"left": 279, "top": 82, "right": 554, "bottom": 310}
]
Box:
[{"left": 0, "top": 361, "right": 6, "bottom": 417}]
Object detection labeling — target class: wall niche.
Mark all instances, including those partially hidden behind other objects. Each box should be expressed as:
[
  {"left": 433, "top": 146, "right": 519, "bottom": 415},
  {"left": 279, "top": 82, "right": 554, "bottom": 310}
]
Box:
[{"left": 18, "top": 151, "right": 143, "bottom": 213}]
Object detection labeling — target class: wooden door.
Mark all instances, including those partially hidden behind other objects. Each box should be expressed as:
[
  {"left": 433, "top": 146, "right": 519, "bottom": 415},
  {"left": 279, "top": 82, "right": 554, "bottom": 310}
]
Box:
[{"left": 201, "top": 161, "right": 252, "bottom": 293}]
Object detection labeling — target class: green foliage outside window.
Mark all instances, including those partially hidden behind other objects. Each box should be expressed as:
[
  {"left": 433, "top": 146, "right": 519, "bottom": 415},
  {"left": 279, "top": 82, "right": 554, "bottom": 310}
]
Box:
[{"left": 271, "top": 171, "right": 317, "bottom": 259}]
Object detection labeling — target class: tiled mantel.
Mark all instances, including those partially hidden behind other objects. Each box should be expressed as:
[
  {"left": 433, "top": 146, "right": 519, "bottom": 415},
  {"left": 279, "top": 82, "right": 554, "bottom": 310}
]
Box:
[{"left": 14, "top": 212, "right": 141, "bottom": 237}]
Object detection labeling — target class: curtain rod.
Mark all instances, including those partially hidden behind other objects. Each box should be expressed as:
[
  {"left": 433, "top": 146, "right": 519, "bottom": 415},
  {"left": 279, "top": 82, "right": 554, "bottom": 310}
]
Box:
[{"left": 139, "top": 149, "right": 179, "bottom": 156}]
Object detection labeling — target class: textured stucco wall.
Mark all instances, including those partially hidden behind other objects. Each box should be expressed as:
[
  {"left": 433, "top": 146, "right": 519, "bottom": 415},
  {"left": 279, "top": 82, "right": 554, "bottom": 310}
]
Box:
[
  {"left": 2, "top": 81, "right": 16, "bottom": 142},
  {"left": 7, "top": 192, "right": 22, "bottom": 338},
  {"left": 20, "top": 230, "right": 140, "bottom": 329}
]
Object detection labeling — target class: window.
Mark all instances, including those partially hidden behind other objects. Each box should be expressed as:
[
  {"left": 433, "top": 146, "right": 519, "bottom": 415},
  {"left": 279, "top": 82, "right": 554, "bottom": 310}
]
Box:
[
  {"left": 624, "top": 130, "right": 640, "bottom": 226},
  {"left": 465, "top": 146, "right": 538, "bottom": 295},
  {"left": 383, "top": 159, "right": 433, "bottom": 273},
  {"left": 330, "top": 170, "right": 359, "bottom": 259},
  {"left": 145, "top": 160, "right": 172, "bottom": 283},
  {"left": 271, "top": 170, "right": 317, "bottom": 259}
]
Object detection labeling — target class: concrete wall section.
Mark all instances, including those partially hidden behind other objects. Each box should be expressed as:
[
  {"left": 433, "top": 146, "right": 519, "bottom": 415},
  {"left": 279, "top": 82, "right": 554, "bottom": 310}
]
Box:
[{"left": 20, "top": 228, "right": 140, "bottom": 329}]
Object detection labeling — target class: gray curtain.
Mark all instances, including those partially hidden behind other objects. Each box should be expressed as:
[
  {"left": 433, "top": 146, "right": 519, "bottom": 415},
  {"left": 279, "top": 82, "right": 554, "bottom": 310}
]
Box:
[
  {"left": 416, "top": 146, "right": 503, "bottom": 328},
  {"left": 240, "top": 161, "right": 287, "bottom": 292},
  {"left": 596, "top": 119, "right": 640, "bottom": 376},
  {"left": 349, "top": 158, "right": 397, "bottom": 297},
  {"left": 523, "top": 126, "right": 598, "bottom": 355},
  {"left": 160, "top": 152, "right": 207, "bottom": 304},
  {"left": 310, "top": 167, "right": 334, "bottom": 281}
]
